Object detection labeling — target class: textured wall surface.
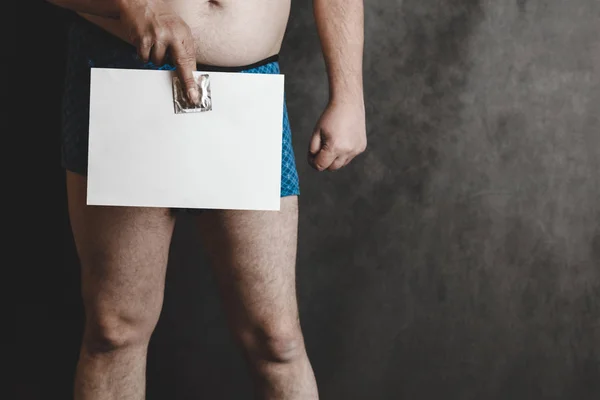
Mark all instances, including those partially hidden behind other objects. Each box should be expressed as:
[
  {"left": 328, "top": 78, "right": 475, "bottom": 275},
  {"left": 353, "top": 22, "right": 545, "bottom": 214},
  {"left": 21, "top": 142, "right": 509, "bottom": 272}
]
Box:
[
  {"left": 275, "top": 1, "right": 600, "bottom": 399},
  {"left": 23, "top": 1, "right": 600, "bottom": 399}
]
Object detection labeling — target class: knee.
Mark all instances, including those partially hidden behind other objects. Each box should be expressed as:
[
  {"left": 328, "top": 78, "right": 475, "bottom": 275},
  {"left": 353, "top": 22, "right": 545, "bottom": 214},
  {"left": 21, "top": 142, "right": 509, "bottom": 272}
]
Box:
[
  {"left": 83, "top": 310, "right": 158, "bottom": 353},
  {"left": 238, "top": 322, "right": 306, "bottom": 364}
]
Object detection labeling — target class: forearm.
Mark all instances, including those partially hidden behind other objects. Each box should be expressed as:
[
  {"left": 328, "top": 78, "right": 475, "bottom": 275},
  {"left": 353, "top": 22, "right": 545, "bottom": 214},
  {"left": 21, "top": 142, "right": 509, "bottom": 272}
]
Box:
[
  {"left": 313, "top": 0, "right": 364, "bottom": 104},
  {"left": 45, "top": 0, "right": 133, "bottom": 18}
]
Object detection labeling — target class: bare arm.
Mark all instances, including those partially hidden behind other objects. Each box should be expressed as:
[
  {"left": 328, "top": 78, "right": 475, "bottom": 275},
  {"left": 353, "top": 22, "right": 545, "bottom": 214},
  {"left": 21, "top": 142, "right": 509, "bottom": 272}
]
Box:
[
  {"left": 308, "top": 0, "right": 366, "bottom": 172},
  {"left": 313, "top": 0, "right": 364, "bottom": 104}
]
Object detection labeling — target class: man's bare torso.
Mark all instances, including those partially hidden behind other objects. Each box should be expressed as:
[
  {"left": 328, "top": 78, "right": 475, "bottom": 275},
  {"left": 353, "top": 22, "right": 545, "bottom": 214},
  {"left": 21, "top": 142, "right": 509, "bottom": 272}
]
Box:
[{"left": 81, "top": 0, "right": 291, "bottom": 66}]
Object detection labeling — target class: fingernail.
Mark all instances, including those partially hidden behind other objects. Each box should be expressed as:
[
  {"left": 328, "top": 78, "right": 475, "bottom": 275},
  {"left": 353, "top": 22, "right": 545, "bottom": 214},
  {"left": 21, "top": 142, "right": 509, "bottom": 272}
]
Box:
[{"left": 188, "top": 88, "right": 199, "bottom": 105}]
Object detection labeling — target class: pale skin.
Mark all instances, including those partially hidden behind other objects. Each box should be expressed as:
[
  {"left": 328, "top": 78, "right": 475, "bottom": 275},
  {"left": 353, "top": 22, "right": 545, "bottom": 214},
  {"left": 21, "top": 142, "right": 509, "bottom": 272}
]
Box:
[{"left": 49, "top": 0, "right": 365, "bottom": 398}]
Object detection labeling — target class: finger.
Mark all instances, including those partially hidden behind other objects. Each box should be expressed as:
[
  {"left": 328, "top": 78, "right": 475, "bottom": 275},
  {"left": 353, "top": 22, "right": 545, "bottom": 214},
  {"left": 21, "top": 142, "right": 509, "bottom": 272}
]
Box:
[
  {"left": 327, "top": 157, "right": 347, "bottom": 171},
  {"left": 313, "top": 149, "right": 337, "bottom": 171},
  {"left": 342, "top": 151, "right": 359, "bottom": 167},
  {"left": 170, "top": 38, "right": 199, "bottom": 105},
  {"left": 307, "top": 131, "right": 321, "bottom": 169},
  {"left": 309, "top": 131, "right": 321, "bottom": 155},
  {"left": 150, "top": 40, "right": 167, "bottom": 66},
  {"left": 137, "top": 36, "right": 153, "bottom": 63},
  {"left": 307, "top": 150, "right": 318, "bottom": 169}
]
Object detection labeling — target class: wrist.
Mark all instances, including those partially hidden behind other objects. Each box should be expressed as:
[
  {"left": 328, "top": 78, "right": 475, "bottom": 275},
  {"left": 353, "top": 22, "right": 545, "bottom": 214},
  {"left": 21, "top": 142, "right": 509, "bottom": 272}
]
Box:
[
  {"left": 328, "top": 79, "right": 364, "bottom": 105},
  {"left": 329, "top": 89, "right": 364, "bottom": 109}
]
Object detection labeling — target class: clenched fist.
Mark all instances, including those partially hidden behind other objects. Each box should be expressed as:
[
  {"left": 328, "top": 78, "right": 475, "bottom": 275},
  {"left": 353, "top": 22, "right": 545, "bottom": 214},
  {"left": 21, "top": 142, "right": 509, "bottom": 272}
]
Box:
[{"left": 308, "top": 99, "right": 367, "bottom": 171}]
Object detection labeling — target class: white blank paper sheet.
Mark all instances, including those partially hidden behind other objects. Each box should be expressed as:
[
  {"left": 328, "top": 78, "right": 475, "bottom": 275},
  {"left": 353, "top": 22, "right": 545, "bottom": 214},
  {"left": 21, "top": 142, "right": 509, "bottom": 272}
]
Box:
[{"left": 87, "top": 68, "right": 284, "bottom": 211}]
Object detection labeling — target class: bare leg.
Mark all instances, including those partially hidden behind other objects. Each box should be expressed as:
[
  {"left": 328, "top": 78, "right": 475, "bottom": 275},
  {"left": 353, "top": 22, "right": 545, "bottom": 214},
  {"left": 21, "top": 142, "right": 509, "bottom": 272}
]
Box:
[
  {"left": 67, "top": 171, "right": 176, "bottom": 400},
  {"left": 195, "top": 196, "right": 318, "bottom": 399}
]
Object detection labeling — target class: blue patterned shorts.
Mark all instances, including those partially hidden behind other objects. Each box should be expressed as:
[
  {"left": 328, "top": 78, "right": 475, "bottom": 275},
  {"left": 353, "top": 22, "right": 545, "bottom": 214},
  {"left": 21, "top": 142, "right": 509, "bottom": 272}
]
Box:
[{"left": 61, "top": 17, "right": 300, "bottom": 212}]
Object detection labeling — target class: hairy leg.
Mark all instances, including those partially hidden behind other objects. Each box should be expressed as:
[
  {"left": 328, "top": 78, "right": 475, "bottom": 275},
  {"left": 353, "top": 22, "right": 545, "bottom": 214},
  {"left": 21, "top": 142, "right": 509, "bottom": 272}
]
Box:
[
  {"left": 195, "top": 196, "right": 318, "bottom": 399},
  {"left": 67, "top": 171, "right": 176, "bottom": 400}
]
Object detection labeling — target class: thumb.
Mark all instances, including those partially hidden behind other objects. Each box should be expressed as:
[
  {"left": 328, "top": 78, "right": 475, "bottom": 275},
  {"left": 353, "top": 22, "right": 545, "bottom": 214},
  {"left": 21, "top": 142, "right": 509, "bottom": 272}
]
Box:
[{"left": 309, "top": 130, "right": 322, "bottom": 155}]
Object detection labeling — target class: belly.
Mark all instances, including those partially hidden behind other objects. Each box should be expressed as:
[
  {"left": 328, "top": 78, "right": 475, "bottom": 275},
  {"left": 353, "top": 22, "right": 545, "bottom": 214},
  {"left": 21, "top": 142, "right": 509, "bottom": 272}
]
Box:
[{"left": 80, "top": 0, "right": 291, "bottom": 66}]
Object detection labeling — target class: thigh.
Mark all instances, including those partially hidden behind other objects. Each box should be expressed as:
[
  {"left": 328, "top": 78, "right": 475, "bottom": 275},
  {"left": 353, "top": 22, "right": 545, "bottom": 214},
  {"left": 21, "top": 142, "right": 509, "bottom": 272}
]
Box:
[
  {"left": 195, "top": 197, "right": 300, "bottom": 334},
  {"left": 67, "top": 171, "right": 176, "bottom": 326}
]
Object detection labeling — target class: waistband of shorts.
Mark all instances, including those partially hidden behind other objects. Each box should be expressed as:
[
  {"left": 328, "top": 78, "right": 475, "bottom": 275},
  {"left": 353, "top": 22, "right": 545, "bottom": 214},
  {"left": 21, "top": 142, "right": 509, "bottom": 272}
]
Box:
[{"left": 195, "top": 54, "right": 279, "bottom": 72}]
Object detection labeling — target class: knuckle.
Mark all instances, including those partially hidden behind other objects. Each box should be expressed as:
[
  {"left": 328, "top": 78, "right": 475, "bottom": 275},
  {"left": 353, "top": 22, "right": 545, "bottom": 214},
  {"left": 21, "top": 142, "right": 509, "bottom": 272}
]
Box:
[
  {"left": 162, "top": 18, "right": 176, "bottom": 30},
  {"left": 335, "top": 143, "right": 352, "bottom": 154},
  {"left": 139, "top": 35, "right": 153, "bottom": 48},
  {"left": 154, "top": 27, "right": 169, "bottom": 42},
  {"left": 177, "top": 22, "right": 193, "bottom": 36},
  {"left": 170, "top": 23, "right": 190, "bottom": 41}
]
